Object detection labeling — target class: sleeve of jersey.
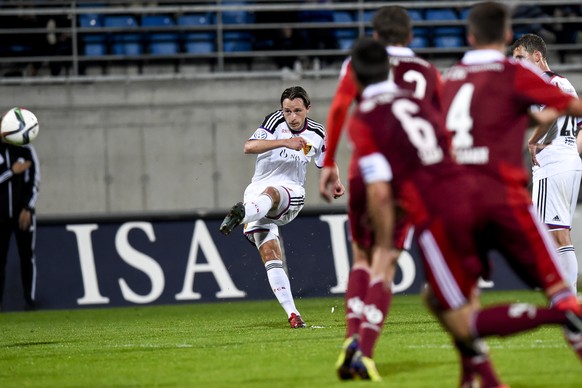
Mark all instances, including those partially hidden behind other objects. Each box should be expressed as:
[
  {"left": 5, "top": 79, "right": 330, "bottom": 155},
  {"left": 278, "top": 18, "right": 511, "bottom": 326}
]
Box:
[
  {"left": 514, "top": 65, "right": 573, "bottom": 111},
  {"left": 349, "top": 116, "right": 393, "bottom": 183},
  {"left": 323, "top": 66, "right": 359, "bottom": 167},
  {"left": 358, "top": 153, "right": 393, "bottom": 184},
  {"left": 249, "top": 127, "right": 275, "bottom": 141}
]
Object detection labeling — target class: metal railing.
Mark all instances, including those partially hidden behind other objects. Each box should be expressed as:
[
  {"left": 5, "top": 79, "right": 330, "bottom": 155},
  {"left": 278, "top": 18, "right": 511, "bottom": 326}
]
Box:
[{"left": 1, "top": 0, "right": 581, "bottom": 82}]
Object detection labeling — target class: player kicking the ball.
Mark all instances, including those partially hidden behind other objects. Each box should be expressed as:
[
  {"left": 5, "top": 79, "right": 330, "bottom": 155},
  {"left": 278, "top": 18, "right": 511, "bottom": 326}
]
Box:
[{"left": 219, "top": 86, "right": 344, "bottom": 328}]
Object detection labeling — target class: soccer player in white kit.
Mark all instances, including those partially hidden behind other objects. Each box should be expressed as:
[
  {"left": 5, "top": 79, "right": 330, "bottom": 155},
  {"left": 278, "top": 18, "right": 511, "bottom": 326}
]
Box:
[
  {"left": 220, "top": 86, "right": 345, "bottom": 328},
  {"left": 512, "top": 33, "right": 582, "bottom": 292}
]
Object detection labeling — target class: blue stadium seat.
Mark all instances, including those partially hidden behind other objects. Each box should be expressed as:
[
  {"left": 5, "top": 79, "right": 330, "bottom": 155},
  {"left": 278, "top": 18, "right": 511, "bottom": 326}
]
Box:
[
  {"left": 79, "top": 13, "right": 106, "bottom": 56},
  {"left": 459, "top": 8, "right": 471, "bottom": 20},
  {"left": 433, "top": 35, "right": 464, "bottom": 48},
  {"left": 185, "top": 42, "right": 214, "bottom": 54},
  {"left": 104, "top": 15, "right": 142, "bottom": 55},
  {"left": 363, "top": 10, "right": 374, "bottom": 23},
  {"left": 79, "top": 14, "right": 102, "bottom": 28},
  {"left": 333, "top": 11, "right": 356, "bottom": 39},
  {"left": 425, "top": 8, "right": 463, "bottom": 36},
  {"left": 409, "top": 35, "right": 429, "bottom": 49},
  {"left": 83, "top": 42, "right": 107, "bottom": 57},
  {"left": 178, "top": 13, "right": 215, "bottom": 53},
  {"left": 223, "top": 31, "right": 252, "bottom": 52},
  {"left": 222, "top": 1, "right": 254, "bottom": 24},
  {"left": 408, "top": 9, "right": 428, "bottom": 37},
  {"left": 142, "top": 15, "right": 179, "bottom": 55}
]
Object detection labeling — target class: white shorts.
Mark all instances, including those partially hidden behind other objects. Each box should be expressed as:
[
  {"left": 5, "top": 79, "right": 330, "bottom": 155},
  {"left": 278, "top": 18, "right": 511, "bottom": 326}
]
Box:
[
  {"left": 531, "top": 170, "right": 582, "bottom": 229},
  {"left": 243, "top": 184, "right": 305, "bottom": 244}
]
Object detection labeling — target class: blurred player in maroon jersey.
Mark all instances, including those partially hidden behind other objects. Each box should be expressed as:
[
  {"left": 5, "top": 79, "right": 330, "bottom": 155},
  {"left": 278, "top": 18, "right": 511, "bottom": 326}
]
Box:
[
  {"left": 348, "top": 36, "right": 582, "bottom": 386},
  {"left": 438, "top": 1, "right": 582, "bottom": 384},
  {"left": 318, "top": 7, "right": 443, "bottom": 380}
]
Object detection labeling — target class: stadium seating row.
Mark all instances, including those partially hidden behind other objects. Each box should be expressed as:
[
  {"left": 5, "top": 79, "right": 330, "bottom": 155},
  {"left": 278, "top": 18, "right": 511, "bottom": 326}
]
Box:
[{"left": 78, "top": 7, "right": 470, "bottom": 57}]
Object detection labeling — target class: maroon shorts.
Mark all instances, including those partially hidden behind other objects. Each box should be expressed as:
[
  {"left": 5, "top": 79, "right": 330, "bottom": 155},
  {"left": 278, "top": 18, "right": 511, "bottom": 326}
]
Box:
[
  {"left": 348, "top": 174, "right": 410, "bottom": 251},
  {"left": 474, "top": 179, "right": 566, "bottom": 293},
  {"left": 418, "top": 175, "right": 566, "bottom": 311}
]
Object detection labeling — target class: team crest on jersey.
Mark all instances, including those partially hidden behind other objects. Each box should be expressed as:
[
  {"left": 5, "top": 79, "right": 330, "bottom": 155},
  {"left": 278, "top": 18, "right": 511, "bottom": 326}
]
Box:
[{"left": 251, "top": 129, "right": 268, "bottom": 140}]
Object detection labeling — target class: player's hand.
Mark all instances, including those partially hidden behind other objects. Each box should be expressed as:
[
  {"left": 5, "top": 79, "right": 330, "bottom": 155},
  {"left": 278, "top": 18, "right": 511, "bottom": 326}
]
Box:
[
  {"left": 332, "top": 178, "right": 345, "bottom": 199},
  {"left": 319, "top": 166, "right": 339, "bottom": 203},
  {"left": 288, "top": 137, "right": 307, "bottom": 151},
  {"left": 11, "top": 159, "right": 31, "bottom": 175},
  {"left": 528, "top": 142, "right": 547, "bottom": 167},
  {"left": 528, "top": 143, "right": 539, "bottom": 166},
  {"left": 19, "top": 209, "right": 32, "bottom": 231}
]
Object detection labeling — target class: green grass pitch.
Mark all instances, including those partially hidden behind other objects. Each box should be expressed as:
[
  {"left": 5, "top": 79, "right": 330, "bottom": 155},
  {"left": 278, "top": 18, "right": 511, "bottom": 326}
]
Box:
[{"left": 1, "top": 290, "right": 581, "bottom": 387}]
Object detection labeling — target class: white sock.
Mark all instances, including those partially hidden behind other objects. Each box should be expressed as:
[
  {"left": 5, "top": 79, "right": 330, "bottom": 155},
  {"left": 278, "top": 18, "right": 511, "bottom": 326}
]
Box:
[
  {"left": 242, "top": 194, "right": 273, "bottom": 224},
  {"left": 265, "top": 259, "right": 299, "bottom": 317},
  {"left": 557, "top": 245, "right": 578, "bottom": 293}
]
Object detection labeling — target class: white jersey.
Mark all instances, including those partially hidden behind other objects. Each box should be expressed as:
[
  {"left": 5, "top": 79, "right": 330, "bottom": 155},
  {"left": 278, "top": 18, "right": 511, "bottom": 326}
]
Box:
[
  {"left": 532, "top": 71, "right": 582, "bottom": 179},
  {"left": 246, "top": 110, "right": 326, "bottom": 192}
]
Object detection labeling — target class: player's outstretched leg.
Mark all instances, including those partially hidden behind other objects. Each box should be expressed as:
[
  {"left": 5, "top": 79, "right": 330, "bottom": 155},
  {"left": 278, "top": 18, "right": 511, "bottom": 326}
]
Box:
[
  {"left": 219, "top": 202, "right": 245, "bottom": 235},
  {"left": 336, "top": 335, "right": 359, "bottom": 380},
  {"left": 349, "top": 350, "right": 381, "bottom": 382}
]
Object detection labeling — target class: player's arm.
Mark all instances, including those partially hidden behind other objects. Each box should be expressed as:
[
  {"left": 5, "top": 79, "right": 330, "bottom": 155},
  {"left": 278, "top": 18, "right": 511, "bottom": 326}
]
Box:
[
  {"left": 244, "top": 137, "right": 306, "bottom": 154},
  {"left": 323, "top": 60, "right": 359, "bottom": 168},
  {"left": 20, "top": 145, "right": 39, "bottom": 211},
  {"left": 516, "top": 66, "right": 582, "bottom": 119}
]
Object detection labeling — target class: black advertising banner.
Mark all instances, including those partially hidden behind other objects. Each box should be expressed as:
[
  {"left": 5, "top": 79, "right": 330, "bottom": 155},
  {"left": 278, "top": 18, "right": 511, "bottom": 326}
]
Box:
[{"left": 1, "top": 212, "right": 527, "bottom": 312}]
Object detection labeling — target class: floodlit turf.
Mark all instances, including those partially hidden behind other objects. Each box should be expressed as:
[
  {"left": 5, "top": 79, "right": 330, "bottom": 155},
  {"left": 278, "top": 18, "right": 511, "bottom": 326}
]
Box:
[{"left": 1, "top": 290, "right": 581, "bottom": 387}]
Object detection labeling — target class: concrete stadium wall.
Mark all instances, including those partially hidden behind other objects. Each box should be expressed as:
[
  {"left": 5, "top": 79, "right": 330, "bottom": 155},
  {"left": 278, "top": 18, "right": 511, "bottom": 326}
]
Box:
[{"left": 2, "top": 77, "right": 351, "bottom": 216}]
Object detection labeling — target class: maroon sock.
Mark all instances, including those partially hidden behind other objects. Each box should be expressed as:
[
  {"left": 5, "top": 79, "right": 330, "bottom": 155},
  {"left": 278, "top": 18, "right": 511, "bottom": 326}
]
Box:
[
  {"left": 344, "top": 267, "right": 370, "bottom": 339},
  {"left": 455, "top": 339, "right": 502, "bottom": 388},
  {"left": 473, "top": 304, "right": 567, "bottom": 338},
  {"left": 358, "top": 280, "right": 392, "bottom": 358},
  {"left": 456, "top": 340, "right": 475, "bottom": 386}
]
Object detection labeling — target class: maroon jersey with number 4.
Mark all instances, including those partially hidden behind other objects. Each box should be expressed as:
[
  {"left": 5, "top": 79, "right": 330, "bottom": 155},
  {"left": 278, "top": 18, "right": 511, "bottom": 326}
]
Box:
[
  {"left": 439, "top": 50, "right": 574, "bottom": 295},
  {"left": 441, "top": 51, "right": 573, "bottom": 189}
]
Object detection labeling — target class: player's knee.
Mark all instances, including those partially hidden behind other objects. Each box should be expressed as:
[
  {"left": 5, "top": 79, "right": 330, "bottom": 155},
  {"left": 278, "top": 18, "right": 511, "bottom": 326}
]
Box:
[
  {"left": 551, "top": 228, "right": 572, "bottom": 247},
  {"left": 352, "top": 243, "right": 372, "bottom": 266},
  {"left": 263, "top": 186, "right": 281, "bottom": 208}
]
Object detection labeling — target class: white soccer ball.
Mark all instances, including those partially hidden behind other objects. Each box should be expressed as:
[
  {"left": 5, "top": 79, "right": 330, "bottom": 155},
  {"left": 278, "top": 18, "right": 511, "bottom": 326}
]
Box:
[{"left": 1, "top": 107, "right": 40, "bottom": 146}]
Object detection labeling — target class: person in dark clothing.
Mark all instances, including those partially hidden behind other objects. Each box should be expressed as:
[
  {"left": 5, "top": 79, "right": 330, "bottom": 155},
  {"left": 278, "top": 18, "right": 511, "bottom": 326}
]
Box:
[{"left": 0, "top": 136, "right": 40, "bottom": 310}]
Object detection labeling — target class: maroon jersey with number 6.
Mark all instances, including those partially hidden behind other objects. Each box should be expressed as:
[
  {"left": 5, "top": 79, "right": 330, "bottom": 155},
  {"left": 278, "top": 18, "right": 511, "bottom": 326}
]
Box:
[{"left": 349, "top": 81, "right": 488, "bottom": 309}]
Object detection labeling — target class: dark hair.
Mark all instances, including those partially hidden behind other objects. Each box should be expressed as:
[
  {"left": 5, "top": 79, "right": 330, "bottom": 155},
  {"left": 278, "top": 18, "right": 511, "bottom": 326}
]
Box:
[
  {"left": 511, "top": 33, "right": 547, "bottom": 59},
  {"left": 351, "top": 38, "right": 389, "bottom": 88},
  {"left": 372, "top": 6, "right": 411, "bottom": 46},
  {"left": 468, "top": 2, "right": 509, "bottom": 45},
  {"left": 280, "top": 86, "right": 311, "bottom": 108}
]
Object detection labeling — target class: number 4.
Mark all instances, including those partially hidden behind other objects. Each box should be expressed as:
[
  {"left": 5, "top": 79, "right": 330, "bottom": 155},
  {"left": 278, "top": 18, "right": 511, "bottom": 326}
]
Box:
[{"left": 446, "top": 83, "right": 475, "bottom": 148}]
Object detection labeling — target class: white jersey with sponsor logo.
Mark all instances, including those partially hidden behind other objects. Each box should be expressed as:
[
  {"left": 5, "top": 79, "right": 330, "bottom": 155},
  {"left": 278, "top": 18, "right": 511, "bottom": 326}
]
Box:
[
  {"left": 532, "top": 72, "right": 582, "bottom": 179},
  {"left": 246, "top": 110, "right": 326, "bottom": 192}
]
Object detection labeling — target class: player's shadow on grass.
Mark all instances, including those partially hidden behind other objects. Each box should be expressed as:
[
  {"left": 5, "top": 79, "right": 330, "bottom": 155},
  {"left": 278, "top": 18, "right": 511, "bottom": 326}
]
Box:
[{"left": 377, "top": 359, "right": 452, "bottom": 378}]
